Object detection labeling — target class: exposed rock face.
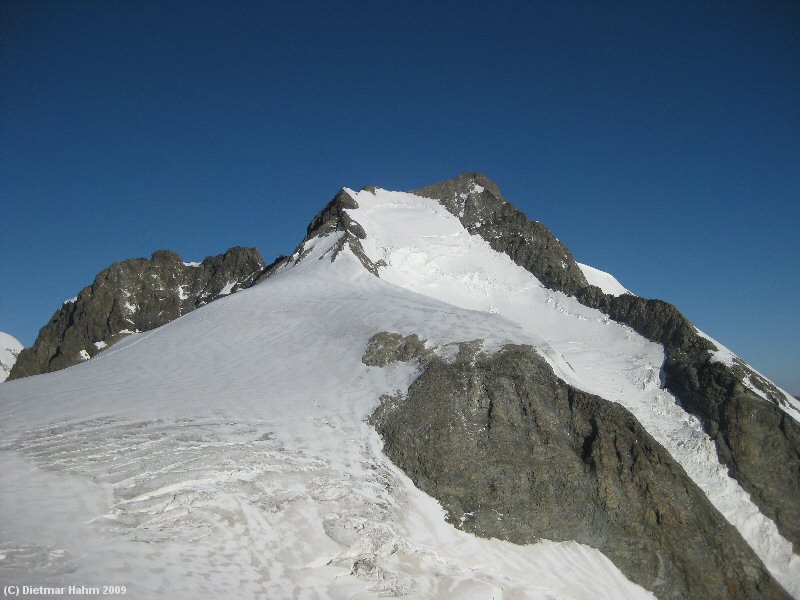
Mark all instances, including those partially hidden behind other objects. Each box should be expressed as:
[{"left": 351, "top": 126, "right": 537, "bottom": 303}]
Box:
[
  {"left": 362, "top": 332, "right": 431, "bottom": 367},
  {"left": 414, "top": 173, "right": 589, "bottom": 295},
  {"left": 296, "top": 188, "right": 382, "bottom": 275},
  {"left": 9, "top": 247, "right": 265, "bottom": 380},
  {"left": 665, "top": 354, "right": 800, "bottom": 550},
  {"left": 575, "top": 286, "right": 800, "bottom": 551},
  {"left": 368, "top": 338, "right": 788, "bottom": 600},
  {"left": 411, "top": 173, "right": 799, "bottom": 552},
  {"left": 573, "top": 286, "right": 713, "bottom": 357}
]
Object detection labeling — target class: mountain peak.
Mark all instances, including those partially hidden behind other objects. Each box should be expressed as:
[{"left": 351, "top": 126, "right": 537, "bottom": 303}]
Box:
[
  {"left": 150, "top": 249, "right": 183, "bottom": 263},
  {"left": 3, "top": 174, "right": 800, "bottom": 598},
  {"left": 410, "top": 173, "right": 588, "bottom": 295},
  {"left": 413, "top": 171, "right": 505, "bottom": 204},
  {"left": 8, "top": 246, "right": 266, "bottom": 379}
]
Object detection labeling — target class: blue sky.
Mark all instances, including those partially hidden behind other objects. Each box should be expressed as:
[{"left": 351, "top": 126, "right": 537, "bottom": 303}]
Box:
[{"left": 1, "top": 1, "right": 798, "bottom": 391}]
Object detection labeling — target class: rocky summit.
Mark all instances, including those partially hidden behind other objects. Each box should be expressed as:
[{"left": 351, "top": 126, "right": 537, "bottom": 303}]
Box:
[
  {"left": 8, "top": 247, "right": 265, "bottom": 379},
  {"left": 1, "top": 174, "right": 798, "bottom": 600}
]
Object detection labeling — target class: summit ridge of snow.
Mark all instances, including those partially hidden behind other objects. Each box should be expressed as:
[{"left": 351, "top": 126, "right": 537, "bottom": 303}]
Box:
[{"left": 576, "top": 262, "right": 632, "bottom": 296}]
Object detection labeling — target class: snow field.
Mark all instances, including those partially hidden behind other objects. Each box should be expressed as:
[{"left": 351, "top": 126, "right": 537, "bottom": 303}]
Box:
[{"left": 576, "top": 262, "right": 631, "bottom": 296}]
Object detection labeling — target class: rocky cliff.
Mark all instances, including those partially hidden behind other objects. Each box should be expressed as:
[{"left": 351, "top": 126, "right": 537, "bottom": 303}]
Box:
[
  {"left": 9, "top": 247, "right": 265, "bottom": 380},
  {"left": 575, "top": 285, "right": 800, "bottom": 550},
  {"left": 368, "top": 335, "right": 788, "bottom": 600},
  {"left": 417, "top": 173, "right": 800, "bottom": 552}
]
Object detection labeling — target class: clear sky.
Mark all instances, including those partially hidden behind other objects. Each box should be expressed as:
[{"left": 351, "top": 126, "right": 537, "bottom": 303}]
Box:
[{"left": 1, "top": 1, "right": 798, "bottom": 392}]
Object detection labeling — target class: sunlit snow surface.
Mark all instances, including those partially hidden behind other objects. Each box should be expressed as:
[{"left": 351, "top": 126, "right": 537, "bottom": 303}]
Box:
[
  {"left": 0, "top": 235, "right": 652, "bottom": 599},
  {"left": 0, "top": 331, "right": 23, "bottom": 383},
  {"left": 1, "top": 188, "right": 797, "bottom": 598},
  {"left": 576, "top": 263, "right": 631, "bottom": 296},
  {"left": 576, "top": 261, "right": 631, "bottom": 296}
]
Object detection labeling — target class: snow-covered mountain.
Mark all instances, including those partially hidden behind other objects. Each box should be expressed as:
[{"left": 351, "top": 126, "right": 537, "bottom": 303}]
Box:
[
  {"left": 0, "top": 331, "right": 23, "bottom": 382},
  {"left": 1, "top": 174, "right": 797, "bottom": 599}
]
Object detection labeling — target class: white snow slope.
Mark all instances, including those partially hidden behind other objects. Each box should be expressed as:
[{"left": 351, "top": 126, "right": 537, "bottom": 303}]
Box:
[
  {"left": 0, "top": 187, "right": 797, "bottom": 599},
  {"left": 0, "top": 331, "right": 23, "bottom": 382},
  {"left": 576, "top": 261, "right": 631, "bottom": 296}
]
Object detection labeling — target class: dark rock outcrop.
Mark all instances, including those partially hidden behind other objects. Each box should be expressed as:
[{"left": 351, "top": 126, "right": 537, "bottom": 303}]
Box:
[
  {"left": 368, "top": 339, "right": 789, "bottom": 600},
  {"left": 575, "top": 286, "right": 800, "bottom": 551},
  {"left": 412, "top": 173, "right": 799, "bottom": 551},
  {"left": 664, "top": 353, "right": 800, "bottom": 551},
  {"left": 296, "top": 188, "right": 382, "bottom": 275},
  {"left": 414, "top": 173, "right": 588, "bottom": 295},
  {"left": 9, "top": 247, "right": 265, "bottom": 380},
  {"left": 573, "top": 286, "right": 714, "bottom": 358},
  {"left": 362, "top": 332, "right": 431, "bottom": 367}
]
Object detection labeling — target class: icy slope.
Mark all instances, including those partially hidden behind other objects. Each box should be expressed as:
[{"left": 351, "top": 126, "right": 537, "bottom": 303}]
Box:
[
  {"left": 346, "top": 187, "right": 800, "bottom": 596},
  {"left": 0, "top": 233, "right": 652, "bottom": 599},
  {"left": 0, "top": 331, "right": 23, "bottom": 382},
  {"left": 576, "top": 261, "right": 631, "bottom": 296}
]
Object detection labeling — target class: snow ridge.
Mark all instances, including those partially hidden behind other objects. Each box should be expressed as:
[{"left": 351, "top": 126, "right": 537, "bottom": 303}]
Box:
[{"left": 577, "top": 261, "right": 631, "bottom": 296}]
